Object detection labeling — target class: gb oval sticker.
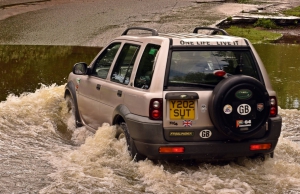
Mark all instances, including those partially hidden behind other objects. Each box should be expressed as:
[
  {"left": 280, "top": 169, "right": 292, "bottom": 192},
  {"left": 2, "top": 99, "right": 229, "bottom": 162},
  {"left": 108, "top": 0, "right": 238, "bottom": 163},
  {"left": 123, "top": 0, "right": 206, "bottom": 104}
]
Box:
[
  {"left": 237, "top": 104, "right": 251, "bottom": 115},
  {"left": 199, "top": 130, "right": 212, "bottom": 138},
  {"left": 235, "top": 89, "right": 252, "bottom": 100}
]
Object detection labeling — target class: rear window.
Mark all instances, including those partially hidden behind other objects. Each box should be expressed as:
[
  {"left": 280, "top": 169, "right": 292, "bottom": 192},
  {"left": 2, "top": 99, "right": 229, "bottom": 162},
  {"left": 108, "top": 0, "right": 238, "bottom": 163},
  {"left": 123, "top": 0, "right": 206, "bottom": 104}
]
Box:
[{"left": 167, "top": 50, "right": 260, "bottom": 87}]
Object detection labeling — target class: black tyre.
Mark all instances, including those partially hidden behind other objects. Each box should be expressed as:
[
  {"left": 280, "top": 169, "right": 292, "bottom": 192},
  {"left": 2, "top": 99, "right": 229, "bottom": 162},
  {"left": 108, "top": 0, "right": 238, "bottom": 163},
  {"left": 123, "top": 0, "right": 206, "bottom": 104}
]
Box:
[
  {"left": 119, "top": 122, "right": 146, "bottom": 162},
  {"left": 209, "top": 75, "right": 270, "bottom": 141},
  {"left": 65, "top": 95, "right": 82, "bottom": 128}
]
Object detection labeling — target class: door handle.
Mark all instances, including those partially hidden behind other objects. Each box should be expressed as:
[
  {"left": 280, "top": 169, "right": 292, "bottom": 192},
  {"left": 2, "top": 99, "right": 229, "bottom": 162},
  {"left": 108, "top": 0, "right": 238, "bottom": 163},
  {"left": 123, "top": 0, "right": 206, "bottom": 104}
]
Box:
[
  {"left": 96, "top": 84, "right": 101, "bottom": 90},
  {"left": 117, "top": 90, "right": 122, "bottom": 97}
]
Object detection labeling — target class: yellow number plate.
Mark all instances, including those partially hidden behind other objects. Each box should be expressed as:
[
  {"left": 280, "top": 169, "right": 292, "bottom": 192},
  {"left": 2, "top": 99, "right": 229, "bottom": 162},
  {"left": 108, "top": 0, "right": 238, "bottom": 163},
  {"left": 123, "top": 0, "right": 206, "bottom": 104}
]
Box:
[{"left": 169, "top": 100, "right": 195, "bottom": 120}]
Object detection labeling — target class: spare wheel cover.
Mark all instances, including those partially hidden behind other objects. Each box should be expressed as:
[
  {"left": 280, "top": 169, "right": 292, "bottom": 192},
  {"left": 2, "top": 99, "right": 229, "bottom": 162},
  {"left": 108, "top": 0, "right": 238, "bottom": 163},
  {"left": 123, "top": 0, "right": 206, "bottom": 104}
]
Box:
[{"left": 209, "top": 75, "right": 270, "bottom": 141}]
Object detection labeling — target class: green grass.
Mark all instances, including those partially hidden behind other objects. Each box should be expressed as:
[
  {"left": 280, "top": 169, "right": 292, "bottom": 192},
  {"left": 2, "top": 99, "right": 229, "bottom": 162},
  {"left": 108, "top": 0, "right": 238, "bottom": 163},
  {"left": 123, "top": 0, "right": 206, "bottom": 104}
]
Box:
[
  {"left": 234, "top": 0, "right": 264, "bottom": 5},
  {"left": 236, "top": 0, "right": 251, "bottom": 3},
  {"left": 283, "top": 6, "right": 300, "bottom": 17},
  {"left": 225, "top": 26, "right": 282, "bottom": 43}
]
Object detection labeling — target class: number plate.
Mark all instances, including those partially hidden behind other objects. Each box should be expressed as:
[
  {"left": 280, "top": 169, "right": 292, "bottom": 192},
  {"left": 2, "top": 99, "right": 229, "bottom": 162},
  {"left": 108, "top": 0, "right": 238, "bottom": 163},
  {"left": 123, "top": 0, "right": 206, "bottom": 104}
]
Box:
[{"left": 169, "top": 100, "right": 195, "bottom": 120}]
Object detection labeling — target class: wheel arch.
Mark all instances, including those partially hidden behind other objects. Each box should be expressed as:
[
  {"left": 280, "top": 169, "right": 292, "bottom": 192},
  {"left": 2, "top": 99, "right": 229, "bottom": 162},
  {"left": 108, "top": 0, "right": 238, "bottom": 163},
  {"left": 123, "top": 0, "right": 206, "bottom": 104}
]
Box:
[
  {"left": 112, "top": 104, "right": 147, "bottom": 161},
  {"left": 65, "top": 81, "right": 83, "bottom": 127},
  {"left": 112, "top": 104, "right": 130, "bottom": 125}
]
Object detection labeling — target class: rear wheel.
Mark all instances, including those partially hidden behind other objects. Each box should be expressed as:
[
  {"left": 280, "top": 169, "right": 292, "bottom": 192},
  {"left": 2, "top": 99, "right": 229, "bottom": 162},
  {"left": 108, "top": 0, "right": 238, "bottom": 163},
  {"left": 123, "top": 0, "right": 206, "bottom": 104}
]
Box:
[{"left": 118, "top": 122, "right": 146, "bottom": 162}]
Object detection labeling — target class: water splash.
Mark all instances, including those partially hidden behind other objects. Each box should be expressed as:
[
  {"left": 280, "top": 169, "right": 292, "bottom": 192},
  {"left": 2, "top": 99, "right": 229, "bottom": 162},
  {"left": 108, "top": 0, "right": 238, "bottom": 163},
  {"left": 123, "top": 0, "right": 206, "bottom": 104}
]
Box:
[{"left": 1, "top": 85, "right": 300, "bottom": 193}]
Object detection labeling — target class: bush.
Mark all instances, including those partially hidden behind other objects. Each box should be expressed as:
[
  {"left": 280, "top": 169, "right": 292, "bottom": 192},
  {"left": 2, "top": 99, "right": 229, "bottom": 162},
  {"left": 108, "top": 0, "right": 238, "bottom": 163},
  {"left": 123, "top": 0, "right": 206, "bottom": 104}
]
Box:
[
  {"left": 253, "top": 18, "right": 278, "bottom": 29},
  {"left": 226, "top": 16, "right": 233, "bottom": 22},
  {"left": 236, "top": 0, "right": 251, "bottom": 3}
]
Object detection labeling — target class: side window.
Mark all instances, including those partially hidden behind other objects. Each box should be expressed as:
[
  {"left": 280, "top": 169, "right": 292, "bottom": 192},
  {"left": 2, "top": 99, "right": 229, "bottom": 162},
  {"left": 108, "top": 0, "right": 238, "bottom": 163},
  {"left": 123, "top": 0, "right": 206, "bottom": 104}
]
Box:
[
  {"left": 91, "top": 43, "right": 121, "bottom": 79},
  {"left": 111, "top": 44, "right": 140, "bottom": 85},
  {"left": 134, "top": 44, "right": 160, "bottom": 89}
]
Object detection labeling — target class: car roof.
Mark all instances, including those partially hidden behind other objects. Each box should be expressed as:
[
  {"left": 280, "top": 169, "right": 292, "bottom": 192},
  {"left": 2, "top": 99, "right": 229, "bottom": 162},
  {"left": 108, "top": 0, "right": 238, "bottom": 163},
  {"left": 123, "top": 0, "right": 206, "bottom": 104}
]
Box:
[{"left": 117, "top": 27, "right": 249, "bottom": 47}]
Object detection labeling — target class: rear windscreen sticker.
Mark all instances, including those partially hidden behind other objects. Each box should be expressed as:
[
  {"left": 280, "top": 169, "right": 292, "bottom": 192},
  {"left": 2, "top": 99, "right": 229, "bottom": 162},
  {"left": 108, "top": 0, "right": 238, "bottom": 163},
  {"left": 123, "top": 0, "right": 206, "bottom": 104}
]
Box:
[{"left": 223, "top": 104, "right": 232, "bottom": 114}]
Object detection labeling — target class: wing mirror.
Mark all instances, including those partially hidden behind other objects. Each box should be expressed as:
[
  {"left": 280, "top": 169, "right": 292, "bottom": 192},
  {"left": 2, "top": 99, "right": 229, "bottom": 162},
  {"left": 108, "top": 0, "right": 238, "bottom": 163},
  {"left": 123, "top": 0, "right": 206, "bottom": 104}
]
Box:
[{"left": 72, "top": 62, "right": 90, "bottom": 75}]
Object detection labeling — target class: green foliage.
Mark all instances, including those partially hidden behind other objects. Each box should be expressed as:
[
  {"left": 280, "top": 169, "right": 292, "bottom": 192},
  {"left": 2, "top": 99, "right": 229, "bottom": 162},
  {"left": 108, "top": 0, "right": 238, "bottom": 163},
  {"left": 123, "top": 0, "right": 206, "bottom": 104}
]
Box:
[
  {"left": 226, "top": 26, "right": 282, "bottom": 43},
  {"left": 234, "top": 0, "right": 263, "bottom": 4},
  {"left": 254, "top": 18, "right": 278, "bottom": 29},
  {"left": 283, "top": 6, "right": 300, "bottom": 17},
  {"left": 236, "top": 0, "right": 251, "bottom": 3},
  {"left": 226, "top": 16, "right": 233, "bottom": 22}
]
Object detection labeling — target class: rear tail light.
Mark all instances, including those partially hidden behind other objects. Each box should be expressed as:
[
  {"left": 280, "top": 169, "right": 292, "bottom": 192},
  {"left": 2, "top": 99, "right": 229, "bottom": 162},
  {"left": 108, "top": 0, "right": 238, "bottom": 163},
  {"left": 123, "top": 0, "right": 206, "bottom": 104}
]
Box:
[
  {"left": 269, "top": 96, "right": 278, "bottom": 117},
  {"left": 159, "top": 147, "right": 185, "bottom": 153},
  {"left": 149, "top": 98, "right": 163, "bottom": 120},
  {"left": 250, "top": 143, "right": 271, "bottom": 151}
]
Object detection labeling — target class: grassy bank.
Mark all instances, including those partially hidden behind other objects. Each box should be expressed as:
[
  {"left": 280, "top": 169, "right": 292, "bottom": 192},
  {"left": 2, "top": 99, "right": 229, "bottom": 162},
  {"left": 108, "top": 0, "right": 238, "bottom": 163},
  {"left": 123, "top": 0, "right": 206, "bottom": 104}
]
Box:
[
  {"left": 283, "top": 6, "right": 300, "bottom": 17},
  {"left": 221, "top": 2, "right": 300, "bottom": 43},
  {"left": 223, "top": 3, "right": 300, "bottom": 43},
  {"left": 225, "top": 26, "right": 282, "bottom": 43},
  {"left": 224, "top": 18, "right": 282, "bottom": 43}
]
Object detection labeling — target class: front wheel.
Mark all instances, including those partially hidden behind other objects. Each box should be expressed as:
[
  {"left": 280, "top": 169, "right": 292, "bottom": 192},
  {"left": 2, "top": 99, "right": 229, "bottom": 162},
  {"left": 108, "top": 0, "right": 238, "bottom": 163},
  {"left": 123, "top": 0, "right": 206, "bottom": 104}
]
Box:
[
  {"left": 118, "top": 122, "right": 146, "bottom": 162},
  {"left": 65, "top": 94, "right": 82, "bottom": 128}
]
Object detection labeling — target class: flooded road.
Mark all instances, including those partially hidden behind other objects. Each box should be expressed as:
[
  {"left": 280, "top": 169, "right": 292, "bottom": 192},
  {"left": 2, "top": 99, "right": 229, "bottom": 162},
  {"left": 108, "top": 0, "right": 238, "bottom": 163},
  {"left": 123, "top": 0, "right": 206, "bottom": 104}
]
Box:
[{"left": 1, "top": 44, "right": 300, "bottom": 193}]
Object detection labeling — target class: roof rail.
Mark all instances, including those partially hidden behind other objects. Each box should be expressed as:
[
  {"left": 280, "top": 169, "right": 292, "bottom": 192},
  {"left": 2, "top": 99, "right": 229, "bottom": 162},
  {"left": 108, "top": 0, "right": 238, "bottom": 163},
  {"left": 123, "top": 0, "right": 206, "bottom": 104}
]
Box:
[
  {"left": 121, "top": 27, "right": 158, "bottom": 36},
  {"left": 193, "top": 27, "right": 229, "bottom": 35}
]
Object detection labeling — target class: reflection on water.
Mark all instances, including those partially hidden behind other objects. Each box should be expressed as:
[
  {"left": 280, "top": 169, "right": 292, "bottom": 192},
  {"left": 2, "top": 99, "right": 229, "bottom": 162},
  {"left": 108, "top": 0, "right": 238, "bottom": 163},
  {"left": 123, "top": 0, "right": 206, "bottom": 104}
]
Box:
[
  {"left": 1, "top": 44, "right": 300, "bottom": 110},
  {"left": 254, "top": 44, "right": 300, "bottom": 109},
  {"left": 0, "top": 45, "right": 101, "bottom": 101}
]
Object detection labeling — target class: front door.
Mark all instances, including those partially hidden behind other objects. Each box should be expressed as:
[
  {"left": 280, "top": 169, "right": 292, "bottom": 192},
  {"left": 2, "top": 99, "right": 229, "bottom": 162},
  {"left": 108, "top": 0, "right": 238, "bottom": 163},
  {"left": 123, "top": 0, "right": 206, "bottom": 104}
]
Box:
[{"left": 77, "top": 42, "right": 121, "bottom": 130}]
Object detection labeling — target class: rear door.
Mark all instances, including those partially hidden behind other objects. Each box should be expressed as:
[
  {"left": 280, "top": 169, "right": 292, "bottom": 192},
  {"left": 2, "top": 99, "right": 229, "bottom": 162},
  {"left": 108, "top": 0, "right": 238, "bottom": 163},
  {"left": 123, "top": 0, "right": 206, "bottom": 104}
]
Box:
[
  {"left": 163, "top": 48, "right": 262, "bottom": 142},
  {"left": 98, "top": 43, "right": 141, "bottom": 124}
]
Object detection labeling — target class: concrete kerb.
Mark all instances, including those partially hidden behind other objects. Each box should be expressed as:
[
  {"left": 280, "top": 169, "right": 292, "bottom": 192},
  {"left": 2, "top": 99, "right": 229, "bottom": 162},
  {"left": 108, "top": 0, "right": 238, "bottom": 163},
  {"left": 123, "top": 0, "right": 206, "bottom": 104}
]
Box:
[
  {"left": 216, "top": 15, "right": 300, "bottom": 28},
  {"left": 214, "top": 1, "right": 300, "bottom": 28},
  {"left": 0, "top": 0, "right": 50, "bottom": 8}
]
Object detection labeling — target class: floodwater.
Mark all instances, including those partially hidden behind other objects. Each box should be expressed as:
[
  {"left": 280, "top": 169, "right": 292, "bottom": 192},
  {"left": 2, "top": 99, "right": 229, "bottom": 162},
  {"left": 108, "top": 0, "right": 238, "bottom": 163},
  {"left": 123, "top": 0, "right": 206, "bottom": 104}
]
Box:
[{"left": 1, "top": 44, "right": 300, "bottom": 193}]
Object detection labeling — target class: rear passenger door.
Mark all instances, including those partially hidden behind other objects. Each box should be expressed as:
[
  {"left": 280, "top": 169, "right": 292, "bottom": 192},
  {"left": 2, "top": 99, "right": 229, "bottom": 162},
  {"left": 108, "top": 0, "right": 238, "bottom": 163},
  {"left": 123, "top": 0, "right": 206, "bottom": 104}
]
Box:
[{"left": 98, "top": 43, "right": 141, "bottom": 124}]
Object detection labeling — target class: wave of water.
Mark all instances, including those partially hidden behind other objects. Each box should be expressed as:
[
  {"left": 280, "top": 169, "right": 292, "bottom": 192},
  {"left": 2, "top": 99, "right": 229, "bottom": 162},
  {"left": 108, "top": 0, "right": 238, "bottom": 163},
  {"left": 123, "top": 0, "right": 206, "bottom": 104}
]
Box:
[{"left": 1, "top": 85, "right": 300, "bottom": 193}]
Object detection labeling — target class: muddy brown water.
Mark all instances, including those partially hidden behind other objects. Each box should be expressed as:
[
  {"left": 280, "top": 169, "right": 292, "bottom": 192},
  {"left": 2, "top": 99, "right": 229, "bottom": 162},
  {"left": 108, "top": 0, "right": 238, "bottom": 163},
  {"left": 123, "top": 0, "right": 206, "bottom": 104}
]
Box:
[{"left": 1, "top": 43, "right": 300, "bottom": 109}]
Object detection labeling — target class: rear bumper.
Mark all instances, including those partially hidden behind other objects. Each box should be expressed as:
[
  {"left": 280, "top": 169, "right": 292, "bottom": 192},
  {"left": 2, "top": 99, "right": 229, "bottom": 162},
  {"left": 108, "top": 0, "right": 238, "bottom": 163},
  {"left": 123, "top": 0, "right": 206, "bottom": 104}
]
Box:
[
  {"left": 135, "top": 139, "right": 279, "bottom": 160},
  {"left": 126, "top": 113, "right": 282, "bottom": 160}
]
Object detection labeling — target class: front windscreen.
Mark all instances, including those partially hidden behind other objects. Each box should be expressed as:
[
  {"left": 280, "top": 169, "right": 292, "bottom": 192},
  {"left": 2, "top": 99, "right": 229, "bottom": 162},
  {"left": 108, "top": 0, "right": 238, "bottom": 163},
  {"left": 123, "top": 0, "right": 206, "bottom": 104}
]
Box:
[{"left": 167, "top": 49, "right": 260, "bottom": 87}]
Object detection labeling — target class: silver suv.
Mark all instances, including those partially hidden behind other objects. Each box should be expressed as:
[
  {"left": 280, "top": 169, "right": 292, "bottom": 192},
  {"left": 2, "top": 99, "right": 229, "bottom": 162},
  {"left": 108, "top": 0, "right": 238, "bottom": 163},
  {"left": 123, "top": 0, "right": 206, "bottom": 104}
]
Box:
[{"left": 65, "top": 27, "right": 282, "bottom": 161}]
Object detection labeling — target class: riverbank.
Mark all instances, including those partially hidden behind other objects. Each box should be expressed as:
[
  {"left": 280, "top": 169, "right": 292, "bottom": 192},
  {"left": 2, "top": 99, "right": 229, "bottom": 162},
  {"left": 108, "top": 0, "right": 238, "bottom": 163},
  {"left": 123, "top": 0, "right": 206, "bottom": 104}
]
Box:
[{"left": 0, "top": 0, "right": 299, "bottom": 46}]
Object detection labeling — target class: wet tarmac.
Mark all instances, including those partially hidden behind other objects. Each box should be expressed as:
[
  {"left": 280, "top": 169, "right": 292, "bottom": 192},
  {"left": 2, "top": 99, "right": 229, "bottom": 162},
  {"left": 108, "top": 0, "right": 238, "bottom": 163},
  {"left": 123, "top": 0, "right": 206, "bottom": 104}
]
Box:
[{"left": 0, "top": 0, "right": 299, "bottom": 46}]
